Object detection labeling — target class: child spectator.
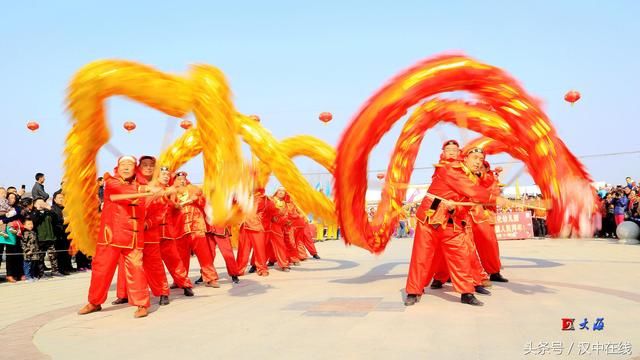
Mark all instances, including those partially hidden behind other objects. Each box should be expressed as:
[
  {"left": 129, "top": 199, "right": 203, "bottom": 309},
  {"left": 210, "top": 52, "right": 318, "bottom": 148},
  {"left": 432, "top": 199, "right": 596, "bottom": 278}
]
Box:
[
  {"left": 31, "top": 173, "right": 50, "bottom": 201},
  {"left": 21, "top": 218, "right": 39, "bottom": 281}
]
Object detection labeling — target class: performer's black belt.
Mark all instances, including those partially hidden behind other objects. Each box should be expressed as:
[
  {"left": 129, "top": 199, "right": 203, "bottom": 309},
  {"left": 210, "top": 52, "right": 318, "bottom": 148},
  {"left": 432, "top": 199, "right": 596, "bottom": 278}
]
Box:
[{"left": 430, "top": 198, "right": 441, "bottom": 212}]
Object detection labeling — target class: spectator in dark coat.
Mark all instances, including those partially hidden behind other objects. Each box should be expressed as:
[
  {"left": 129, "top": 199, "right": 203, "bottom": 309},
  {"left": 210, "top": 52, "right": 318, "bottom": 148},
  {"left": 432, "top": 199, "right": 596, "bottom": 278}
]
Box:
[
  {"left": 31, "top": 173, "right": 49, "bottom": 201},
  {"left": 51, "top": 190, "right": 73, "bottom": 273},
  {"left": 32, "top": 198, "right": 62, "bottom": 276}
]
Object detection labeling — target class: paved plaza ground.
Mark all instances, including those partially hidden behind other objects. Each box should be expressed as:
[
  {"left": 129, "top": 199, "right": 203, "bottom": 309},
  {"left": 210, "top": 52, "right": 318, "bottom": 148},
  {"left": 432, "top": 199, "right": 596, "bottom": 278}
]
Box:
[{"left": 1, "top": 237, "right": 639, "bottom": 359}]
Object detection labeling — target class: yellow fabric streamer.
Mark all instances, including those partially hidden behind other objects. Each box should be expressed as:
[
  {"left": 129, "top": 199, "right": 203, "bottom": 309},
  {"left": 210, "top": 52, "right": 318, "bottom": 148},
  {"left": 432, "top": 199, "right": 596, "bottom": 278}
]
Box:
[{"left": 65, "top": 60, "right": 242, "bottom": 255}]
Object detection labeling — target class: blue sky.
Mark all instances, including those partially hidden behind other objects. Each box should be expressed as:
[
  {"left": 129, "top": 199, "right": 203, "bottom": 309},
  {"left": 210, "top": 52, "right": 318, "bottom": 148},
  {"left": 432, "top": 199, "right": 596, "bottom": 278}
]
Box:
[{"left": 2, "top": 1, "right": 639, "bottom": 192}]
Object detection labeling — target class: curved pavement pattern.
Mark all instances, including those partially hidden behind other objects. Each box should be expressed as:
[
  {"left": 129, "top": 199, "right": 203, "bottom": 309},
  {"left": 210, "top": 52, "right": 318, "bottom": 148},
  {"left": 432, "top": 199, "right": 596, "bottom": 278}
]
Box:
[{"left": 0, "top": 238, "right": 639, "bottom": 359}]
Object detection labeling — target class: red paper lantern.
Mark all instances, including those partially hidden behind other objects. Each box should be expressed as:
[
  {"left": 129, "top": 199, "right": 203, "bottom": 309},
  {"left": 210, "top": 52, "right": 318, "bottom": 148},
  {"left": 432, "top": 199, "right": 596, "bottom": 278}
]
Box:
[
  {"left": 27, "top": 121, "right": 40, "bottom": 132},
  {"left": 319, "top": 112, "right": 333, "bottom": 123},
  {"left": 180, "top": 120, "right": 193, "bottom": 130},
  {"left": 564, "top": 90, "right": 581, "bottom": 105},
  {"left": 249, "top": 114, "right": 260, "bottom": 122},
  {"left": 123, "top": 121, "right": 136, "bottom": 132},
  {"left": 376, "top": 173, "right": 385, "bottom": 180}
]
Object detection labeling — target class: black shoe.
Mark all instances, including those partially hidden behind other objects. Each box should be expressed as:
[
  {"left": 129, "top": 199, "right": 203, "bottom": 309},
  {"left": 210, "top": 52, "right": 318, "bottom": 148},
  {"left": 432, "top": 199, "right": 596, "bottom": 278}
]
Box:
[
  {"left": 312, "top": 254, "right": 321, "bottom": 260},
  {"left": 248, "top": 265, "right": 257, "bottom": 274},
  {"left": 159, "top": 295, "right": 170, "bottom": 306},
  {"left": 183, "top": 287, "right": 194, "bottom": 297},
  {"left": 195, "top": 276, "right": 203, "bottom": 284},
  {"left": 267, "top": 261, "right": 275, "bottom": 267},
  {"left": 404, "top": 294, "right": 421, "bottom": 306},
  {"left": 446, "top": 279, "right": 452, "bottom": 283},
  {"left": 490, "top": 273, "right": 509, "bottom": 283},
  {"left": 461, "top": 293, "right": 483, "bottom": 306},
  {"left": 231, "top": 275, "right": 240, "bottom": 284},
  {"left": 62, "top": 271, "right": 71, "bottom": 276},
  {"left": 474, "top": 286, "right": 491, "bottom": 295},
  {"left": 430, "top": 280, "right": 443, "bottom": 289},
  {"left": 112, "top": 298, "right": 128, "bottom": 305},
  {"left": 51, "top": 271, "right": 65, "bottom": 277}
]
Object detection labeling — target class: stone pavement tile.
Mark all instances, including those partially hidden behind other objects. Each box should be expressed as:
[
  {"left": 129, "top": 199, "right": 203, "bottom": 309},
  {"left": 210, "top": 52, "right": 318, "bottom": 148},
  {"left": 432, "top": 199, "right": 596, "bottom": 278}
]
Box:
[{"left": 0, "top": 238, "right": 638, "bottom": 359}]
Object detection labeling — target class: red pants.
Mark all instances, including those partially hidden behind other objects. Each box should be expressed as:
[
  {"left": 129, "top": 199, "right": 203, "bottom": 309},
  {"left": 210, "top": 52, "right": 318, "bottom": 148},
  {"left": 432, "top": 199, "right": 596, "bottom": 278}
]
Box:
[
  {"left": 295, "top": 226, "right": 318, "bottom": 257},
  {"left": 284, "top": 230, "right": 301, "bottom": 263},
  {"left": 206, "top": 233, "right": 240, "bottom": 276},
  {"left": 236, "top": 229, "right": 268, "bottom": 274},
  {"left": 160, "top": 239, "right": 193, "bottom": 288},
  {"left": 297, "top": 240, "right": 307, "bottom": 260},
  {"left": 88, "top": 244, "right": 150, "bottom": 307},
  {"left": 615, "top": 214, "right": 625, "bottom": 225},
  {"left": 267, "top": 231, "right": 290, "bottom": 269},
  {"left": 117, "top": 243, "right": 170, "bottom": 298},
  {"left": 472, "top": 222, "right": 501, "bottom": 274},
  {"left": 177, "top": 232, "right": 218, "bottom": 282},
  {"left": 264, "top": 239, "right": 275, "bottom": 266},
  {"left": 432, "top": 230, "right": 487, "bottom": 286},
  {"left": 406, "top": 223, "right": 475, "bottom": 295}
]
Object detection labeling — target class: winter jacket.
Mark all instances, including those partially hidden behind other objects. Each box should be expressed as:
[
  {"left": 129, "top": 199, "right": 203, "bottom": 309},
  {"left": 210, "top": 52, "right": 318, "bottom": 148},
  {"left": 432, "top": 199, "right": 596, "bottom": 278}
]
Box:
[{"left": 31, "top": 182, "right": 49, "bottom": 201}]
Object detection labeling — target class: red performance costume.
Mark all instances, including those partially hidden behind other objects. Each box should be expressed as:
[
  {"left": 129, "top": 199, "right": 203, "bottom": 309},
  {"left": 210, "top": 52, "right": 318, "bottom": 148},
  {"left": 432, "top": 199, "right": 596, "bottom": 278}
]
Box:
[
  {"left": 265, "top": 188, "right": 292, "bottom": 272},
  {"left": 236, "top": 189, "right": 270, "bottom": 276},
  {"left": 430, "top": 140, "right": 490, "bottom": 292},
  {"left": 78, "top": 156, "right": 151, "bottom": 318},
  {"left": 289, "top": 203, "right": 320, "bottom": 260},
  {"left": 284, "top": 195, "right": 302, "bottom": 265},
  {"left": 405, "top": 147, "right": 497, "bottom": 307},
  {"left": 471, "top": 162, "right": 508, "bottom": 282},
  {"left": 172, "top": 172, "right": 220, "bottom": 287},
  {"left": 206, "top": 224, "right": 240, "bottom": 283},
  {"left": 160, "top": 196, "right": 195, "bottom": 293},
  {"left": 115, "top": 156, "right": 171, "bottom": 306}
]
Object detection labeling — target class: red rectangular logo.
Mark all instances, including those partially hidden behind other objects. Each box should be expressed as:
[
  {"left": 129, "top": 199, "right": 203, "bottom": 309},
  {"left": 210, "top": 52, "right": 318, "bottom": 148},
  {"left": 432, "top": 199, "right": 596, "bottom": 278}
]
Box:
[{"left": 561, "top": 318, "right": 575, "bottom": 331}]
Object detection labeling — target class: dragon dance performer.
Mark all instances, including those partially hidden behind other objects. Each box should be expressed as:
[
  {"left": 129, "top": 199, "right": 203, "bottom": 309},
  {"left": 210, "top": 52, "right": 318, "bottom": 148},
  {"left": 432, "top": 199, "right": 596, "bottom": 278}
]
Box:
[
  {"left": 470, "top": 161, "right": 508, "bottom": 282},
  {"left": 205, "top": 223, "right": 241, "bottom": 284},
  {"left": 78, "top": 156, "right": 157, "bottom": 318},
  {"left": 264, "top": 187, "right": 292, "bottom": 272},
  {"left": 237, "top": 188, "right": 271, "bottom": 276},
  {"left": 172, "top": 171, "right": 220, "bottom": 288},
  {"left": 405, "top": 147, "right": 499, "bottom": 307},
  {"left": 152, "top": 166, "right": 195, "bottom": 296},
  {"left": 289, "top": 204, "right": 321, "bottom": 260},
  {"left": 429, "top": 141, "right": 492, "bottom": 294},
  {"left": 283, "top": 194, "right": 302, "bottom": 266},
  {"left": 113, "top": 156, "right": 172, "bottom": 306}
]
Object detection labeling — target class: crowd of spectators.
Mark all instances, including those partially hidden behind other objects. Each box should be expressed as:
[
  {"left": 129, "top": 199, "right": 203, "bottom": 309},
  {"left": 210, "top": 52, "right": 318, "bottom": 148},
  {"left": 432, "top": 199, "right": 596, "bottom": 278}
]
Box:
[
  {"left": 596, "top": 177, "right": 640, "bottom": 238},
  {"left": 0, "top": 172, "right": 93, "bottom": 283}
]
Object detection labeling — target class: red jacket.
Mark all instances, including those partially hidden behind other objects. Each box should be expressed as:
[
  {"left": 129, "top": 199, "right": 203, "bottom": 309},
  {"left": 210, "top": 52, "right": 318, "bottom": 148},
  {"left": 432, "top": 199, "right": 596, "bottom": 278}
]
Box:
[
  {"left": 145, "top": 187, "right": 177, "bottom": 243},
  {"left": 416, "top": 162, "right": 496, "bottom": 229},
  {"left": 99, "top": 173, "right": 146, "bottom": 249},
  {"left": 265, "top": 197, "right": 288, "bottom": 237},
  {"left": 173, "top": 186, "right": 207, "bottom": 238},
  {"left": 288, "top": 204, "right": 307, "bottom": 228},
  {"left": 241, "top": 194, "right": 270, "bottom": 232},
  {"left": 207, "top": 223, "right": 231, "bottom": 237},
  {"left": 470, "top": 170, "right": 498, "bottom": 224}
]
